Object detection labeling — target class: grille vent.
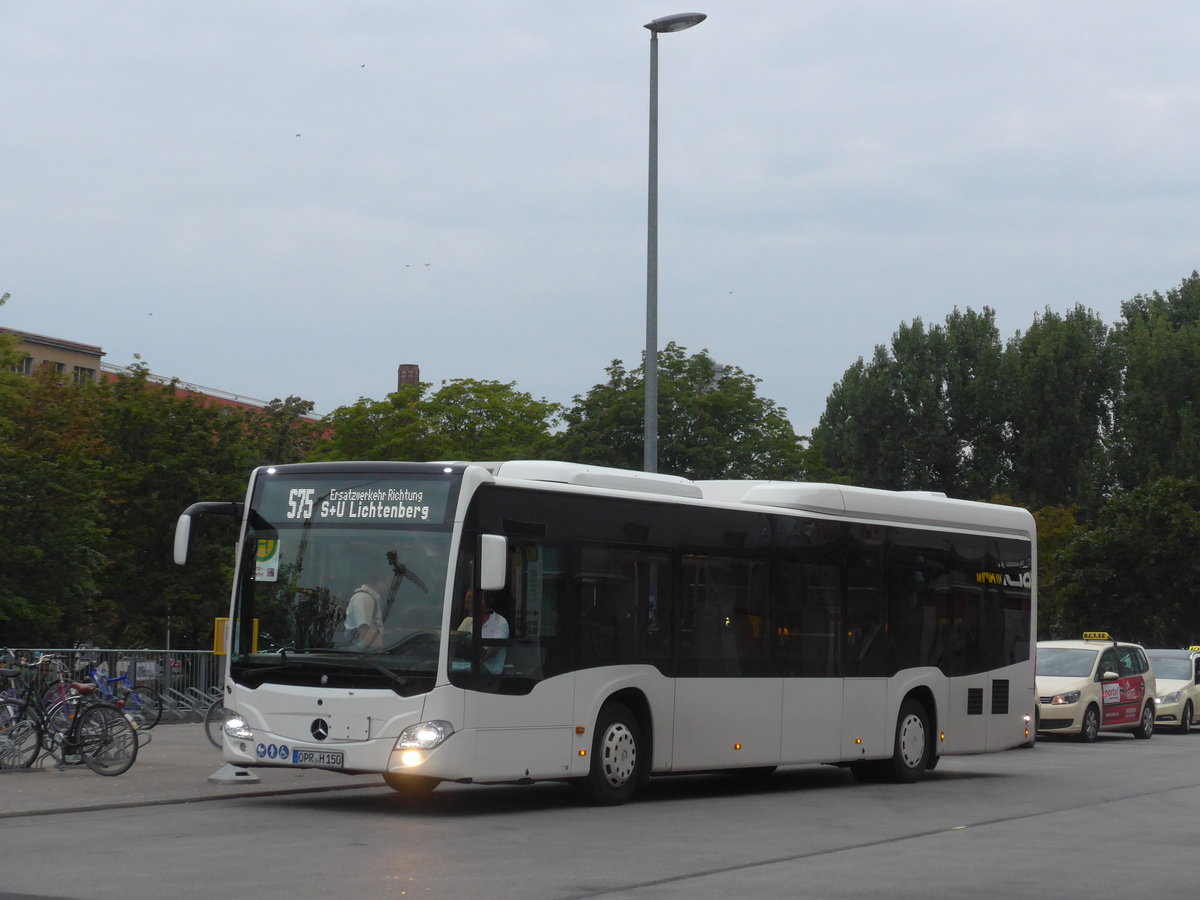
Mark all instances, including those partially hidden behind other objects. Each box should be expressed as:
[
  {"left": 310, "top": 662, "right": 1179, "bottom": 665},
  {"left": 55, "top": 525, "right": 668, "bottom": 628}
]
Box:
[
  {"left": 967, "top": 688, "right": 983, "bottom": 715},
  {"left": 991, "top": 679, "right": 1010, "bottom": 715}
]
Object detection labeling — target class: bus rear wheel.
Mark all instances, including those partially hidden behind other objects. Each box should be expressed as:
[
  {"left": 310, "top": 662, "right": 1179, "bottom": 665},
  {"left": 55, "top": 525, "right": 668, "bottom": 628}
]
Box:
[
  {"left": 577, "top": 702, "right": 642, "bottom": 806},
  {"left": 882, "top": 698, "right": 931, "bottom": 783}
]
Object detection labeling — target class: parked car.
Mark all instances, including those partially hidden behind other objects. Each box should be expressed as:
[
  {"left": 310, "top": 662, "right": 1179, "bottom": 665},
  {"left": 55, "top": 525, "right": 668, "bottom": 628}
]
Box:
[
  {"left": 1146, "top": 648, "right": 1200, "bottom": 733},
  {"left": 1036, "top": 633, "right": 1156, "bottom": 741}
]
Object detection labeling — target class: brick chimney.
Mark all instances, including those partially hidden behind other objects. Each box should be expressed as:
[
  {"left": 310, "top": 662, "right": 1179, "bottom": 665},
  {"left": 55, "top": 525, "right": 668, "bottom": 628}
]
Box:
[{"left": 397, "top": 364, "right": 420, "bottom": 390}]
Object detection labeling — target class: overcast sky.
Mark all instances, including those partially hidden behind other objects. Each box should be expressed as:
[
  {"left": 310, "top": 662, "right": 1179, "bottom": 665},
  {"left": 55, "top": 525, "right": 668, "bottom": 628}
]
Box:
[{"left": 4, "top": 2, "right": 1199, "bottom": 436}]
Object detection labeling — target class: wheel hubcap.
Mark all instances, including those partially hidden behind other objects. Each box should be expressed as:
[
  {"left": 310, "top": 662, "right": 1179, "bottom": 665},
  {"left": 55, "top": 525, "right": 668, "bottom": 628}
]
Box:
[
  {"left": 600, "top": 722, "right": 637, "bottom": 787},
  {"left": 898, "top": 713, "right": 926, "bottom": 768}
]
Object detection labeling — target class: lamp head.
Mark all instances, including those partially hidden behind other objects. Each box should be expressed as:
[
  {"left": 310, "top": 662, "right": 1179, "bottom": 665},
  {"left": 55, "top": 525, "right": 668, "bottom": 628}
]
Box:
[{"left": 645, "top": 13, "right": 707, "bottom": 34}]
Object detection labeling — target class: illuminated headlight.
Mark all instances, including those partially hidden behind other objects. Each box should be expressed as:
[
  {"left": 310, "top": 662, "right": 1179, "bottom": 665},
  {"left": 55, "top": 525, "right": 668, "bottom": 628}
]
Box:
[
  {"left": 396, "top": 720, "right": 454, "bottom": 751},
  {"left": 1160, "top": 691, "right": 1181, "bottom": 705},
  {"left": 1050, "top": 691, "right": 1081, "bottom": 705},
  {"left": 393, "top": 720, "right": 454, "bottom": 769},
  {"left": 223, "top": 714, "right": 254, "bottom": 741}
]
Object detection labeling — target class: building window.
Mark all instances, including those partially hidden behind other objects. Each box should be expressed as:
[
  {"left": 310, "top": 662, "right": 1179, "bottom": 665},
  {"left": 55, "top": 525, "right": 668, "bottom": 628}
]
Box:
[
  {"left": 10, "top": 356, "right": 33, "bottom": 375},
  {"left": 72, "top": 366, "right": 95, "bottom": 384}
]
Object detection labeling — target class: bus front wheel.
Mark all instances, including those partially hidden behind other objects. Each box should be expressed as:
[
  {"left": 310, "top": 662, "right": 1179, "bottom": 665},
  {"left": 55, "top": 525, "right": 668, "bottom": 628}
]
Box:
[
  {"left": 577, "top": 703, "right": 642, "bottom": 806},
  {"left": 382, "top": 772, "right": 439, "bottom": 798}
]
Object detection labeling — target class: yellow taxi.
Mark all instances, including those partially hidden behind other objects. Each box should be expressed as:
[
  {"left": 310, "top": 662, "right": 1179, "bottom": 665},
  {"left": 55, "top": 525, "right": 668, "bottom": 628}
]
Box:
[
  {"left": 1146, "top": 647, "right": 1200, "bottom": 733},
  {"left": 1036, "top": 633, "right": 1157, "bottom": 742}
]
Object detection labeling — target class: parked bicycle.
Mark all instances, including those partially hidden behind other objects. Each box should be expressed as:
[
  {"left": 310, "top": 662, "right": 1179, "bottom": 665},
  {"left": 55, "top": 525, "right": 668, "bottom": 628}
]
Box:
[
  {"left": 72, "top": 659, "right": 163, "bottom": 729},
  {"left": 0, "top": 665, "right": 138, "bottom": 775}
]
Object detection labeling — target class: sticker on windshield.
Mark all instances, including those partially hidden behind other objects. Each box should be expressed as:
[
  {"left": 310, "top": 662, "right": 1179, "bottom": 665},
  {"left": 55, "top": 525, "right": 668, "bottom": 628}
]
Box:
[{"left": 255, "top": 538, "right": 280, "bottom": 582}]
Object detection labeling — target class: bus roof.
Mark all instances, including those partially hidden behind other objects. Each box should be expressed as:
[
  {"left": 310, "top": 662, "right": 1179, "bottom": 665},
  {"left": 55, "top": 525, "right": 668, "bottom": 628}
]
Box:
[{"left": 484, "top": 461, "right": 1034, "bottom": 537}]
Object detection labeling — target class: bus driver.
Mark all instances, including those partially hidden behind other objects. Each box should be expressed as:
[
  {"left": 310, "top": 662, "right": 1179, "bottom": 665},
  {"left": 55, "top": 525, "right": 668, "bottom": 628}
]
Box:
[{"left": 458, "top": 591, "right": 509, "bottom": 675}]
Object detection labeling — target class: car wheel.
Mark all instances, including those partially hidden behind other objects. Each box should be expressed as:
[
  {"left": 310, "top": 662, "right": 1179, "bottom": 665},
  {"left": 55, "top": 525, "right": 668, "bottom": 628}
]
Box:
[
  {"left": 1180, "top": 702, "right": 1193, "bottom": 735},
  {"left": 1078, "top": 704, "right": 1100, "bottom": 743},
  {"left": 1133, "top": 702, "right": 1154, "bottom": 739}
]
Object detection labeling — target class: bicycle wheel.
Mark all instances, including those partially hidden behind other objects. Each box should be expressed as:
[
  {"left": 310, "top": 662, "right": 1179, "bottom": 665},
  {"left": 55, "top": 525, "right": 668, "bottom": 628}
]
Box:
[
  {"left": 0, "top": 700, "right": 40, "bottom": 769},
  {"left": 75, "top": 703, "right": 137, "bottom": 776},
  {"left": 41, "top": 682, "right": 70, "bottom": 708},
  {"left": 204, "top": 698, "right": 225, "bottom": 749},
  {"left": 127, "top": 684, "right": 163, "bottom": 729}
]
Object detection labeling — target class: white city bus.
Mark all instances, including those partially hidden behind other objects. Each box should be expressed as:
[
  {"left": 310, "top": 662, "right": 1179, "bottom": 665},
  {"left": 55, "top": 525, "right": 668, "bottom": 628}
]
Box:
[{"left": 175, "top": 460, "right": 1036, "bottom": 805}]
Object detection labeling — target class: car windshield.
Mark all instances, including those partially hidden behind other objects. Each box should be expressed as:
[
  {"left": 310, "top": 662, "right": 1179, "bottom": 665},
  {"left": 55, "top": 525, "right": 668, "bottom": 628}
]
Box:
[
  {"left": 1151, "top": 657, "right": 1193, "bottom": 681},
  {"left": 1037, "top": 647, "right": 1097, "bottom": 678}
]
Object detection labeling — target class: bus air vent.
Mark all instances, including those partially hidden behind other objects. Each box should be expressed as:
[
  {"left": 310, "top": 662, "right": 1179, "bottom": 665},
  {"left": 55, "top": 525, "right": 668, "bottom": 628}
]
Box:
[
  {"left": 966, "top": 688, "right": 984, "bottom": 716},
  {"left": 991, "top": 679, "right": 1010, "bottom": 715}
]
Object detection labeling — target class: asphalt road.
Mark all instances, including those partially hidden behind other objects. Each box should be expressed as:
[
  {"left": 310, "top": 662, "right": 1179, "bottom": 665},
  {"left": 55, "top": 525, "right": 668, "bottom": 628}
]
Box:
[{"left": 2, "top": 727, "right": 1198, "bottom": 899}]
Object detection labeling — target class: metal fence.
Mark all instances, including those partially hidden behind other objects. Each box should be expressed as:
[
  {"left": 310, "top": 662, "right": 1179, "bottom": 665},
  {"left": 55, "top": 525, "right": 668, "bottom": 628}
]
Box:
[{"left": 4, "top": 647, "right": 223, "bottom": 724}]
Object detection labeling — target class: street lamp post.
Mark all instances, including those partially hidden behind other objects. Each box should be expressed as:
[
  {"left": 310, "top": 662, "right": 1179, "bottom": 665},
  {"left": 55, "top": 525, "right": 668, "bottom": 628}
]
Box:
[{"left": 643, "top": 12, "right": 706, "bottom": 474}]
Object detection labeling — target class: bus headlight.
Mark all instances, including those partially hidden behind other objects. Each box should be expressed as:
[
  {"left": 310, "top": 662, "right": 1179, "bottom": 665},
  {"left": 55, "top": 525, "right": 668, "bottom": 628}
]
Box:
[
  {"left": 223, "top": 714, "right": 254, "bottom": 740},
  {"left": 396, "top": 720, "right": 454, "bottom": 751},
  {"left": 1050, "top": 691, "right": 1081, "bottom": 705},
  {"left": 394, "top": 720, "right": 454, "bottom": 768}
]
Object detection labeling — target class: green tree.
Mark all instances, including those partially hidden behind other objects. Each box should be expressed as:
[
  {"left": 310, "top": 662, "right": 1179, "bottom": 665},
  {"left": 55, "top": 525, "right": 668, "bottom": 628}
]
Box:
[
  {"left": 1006, "top": 305, "right": 1117, "bottom": 510},
  {"left": 1029, "top": 503, "right": 1083, "bottom": 639},
  {"left": 560, "top": 343, "right": 810, "bottom": 480},
  {"left": 0, "top": 368, "right": 109, "bottom": 645},
  {"left": 310, "top": 379, "right": 561, "bottom": 462},
  {"left": 94, "top": 365, "right": 253, "bottom": 647},
  {"left": 815, "top": 308, "right": 1006, "bottom": 498},
  {"left": 243, "top": 395, "right": 324, "bottom": 466},
  {"left": 1052, "top": 477, "right": 1200, "bottom": 647},
  {"left": 1111, "top": 272, "right": 1200, "bottom": 491}
]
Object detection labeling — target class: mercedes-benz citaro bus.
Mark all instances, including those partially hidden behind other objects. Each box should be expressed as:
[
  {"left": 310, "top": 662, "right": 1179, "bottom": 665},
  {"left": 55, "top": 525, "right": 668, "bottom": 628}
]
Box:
[{"left": 174, "top": 461, "right": 1036, "bottom": 805}]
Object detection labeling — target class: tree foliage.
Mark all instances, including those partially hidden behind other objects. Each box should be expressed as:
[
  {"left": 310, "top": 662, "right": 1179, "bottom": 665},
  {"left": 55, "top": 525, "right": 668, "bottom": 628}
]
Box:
[
  {"left": 814, "top": 309, "right": 1007, "bottom": 498},
  {"left": 0, "top": 369, "right": 108, "bottom": 644},
  {"left": 0, "top": 359, "right": 327, "bottom": 648},
  {"left": 1051, "top": 478, "right": 1200, "bottom": 647},
  {"left": 1005, "top": 305, "right": 1118, "bottom": 510},
  {"left": 309, "top": 378, "right": 561, "bottom": 463},
  {"left": 1111, "top": 272, "right": 1200, "bottom": 490},
  {"left": 559, "top": 343, "right": 811, "bottom": 480}
]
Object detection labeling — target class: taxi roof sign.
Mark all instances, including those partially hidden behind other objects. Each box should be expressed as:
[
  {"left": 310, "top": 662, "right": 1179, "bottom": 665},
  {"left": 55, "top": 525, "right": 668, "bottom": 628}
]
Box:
[
  {"left": 1082, "top": 631, "right": 1112, "bottom": 641},
  {"left": 1189, "top": 645, "right": 1200, "bottom": 652}
]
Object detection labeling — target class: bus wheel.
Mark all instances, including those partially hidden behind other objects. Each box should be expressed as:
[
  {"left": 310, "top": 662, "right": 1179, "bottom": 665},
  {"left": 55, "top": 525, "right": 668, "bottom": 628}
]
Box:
[
  {"left": 1078, "top": 705, "right": 1100, "bottom": 742},
  {"left": 1133, "top": 702, "right": 1154, "bottom": 739},
  {"left": 383, "top": 772, "right": 439, "bottom": 797},
  {"left": 579, "top": 703, "right": 642, "bottom": 806},
  {"left": 884, "top": 698, "right": 931, "bottom": 783}
]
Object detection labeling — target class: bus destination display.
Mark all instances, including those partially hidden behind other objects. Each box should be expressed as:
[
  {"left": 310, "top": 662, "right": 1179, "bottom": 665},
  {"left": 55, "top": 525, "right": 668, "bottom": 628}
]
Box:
[{"left": 255, "top": 476, "right": 452, "bottom": 525}]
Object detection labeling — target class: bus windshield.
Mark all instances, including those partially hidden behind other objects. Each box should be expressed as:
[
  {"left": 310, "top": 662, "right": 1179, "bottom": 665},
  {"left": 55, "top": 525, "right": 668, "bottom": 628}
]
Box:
[{"left": 228, "top": 469, "right": 457, "bottom": 693}]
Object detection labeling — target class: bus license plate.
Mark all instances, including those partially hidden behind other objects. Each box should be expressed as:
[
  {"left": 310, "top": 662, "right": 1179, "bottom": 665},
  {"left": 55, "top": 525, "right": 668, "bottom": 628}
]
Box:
[{"left": 292, "top": 749, "right": 344, "bottom": 768}]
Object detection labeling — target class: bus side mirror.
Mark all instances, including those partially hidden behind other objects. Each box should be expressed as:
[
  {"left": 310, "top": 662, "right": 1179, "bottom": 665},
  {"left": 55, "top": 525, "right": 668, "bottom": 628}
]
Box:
[
  {"left": 479, "top": 534, "right": 507, "bottom": 591},
  {"left": 174, "top": 514, "right": 194, "bottom": 565},
  {"left": 174, "top": 501, "right": 244, "bottom": 566}
]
